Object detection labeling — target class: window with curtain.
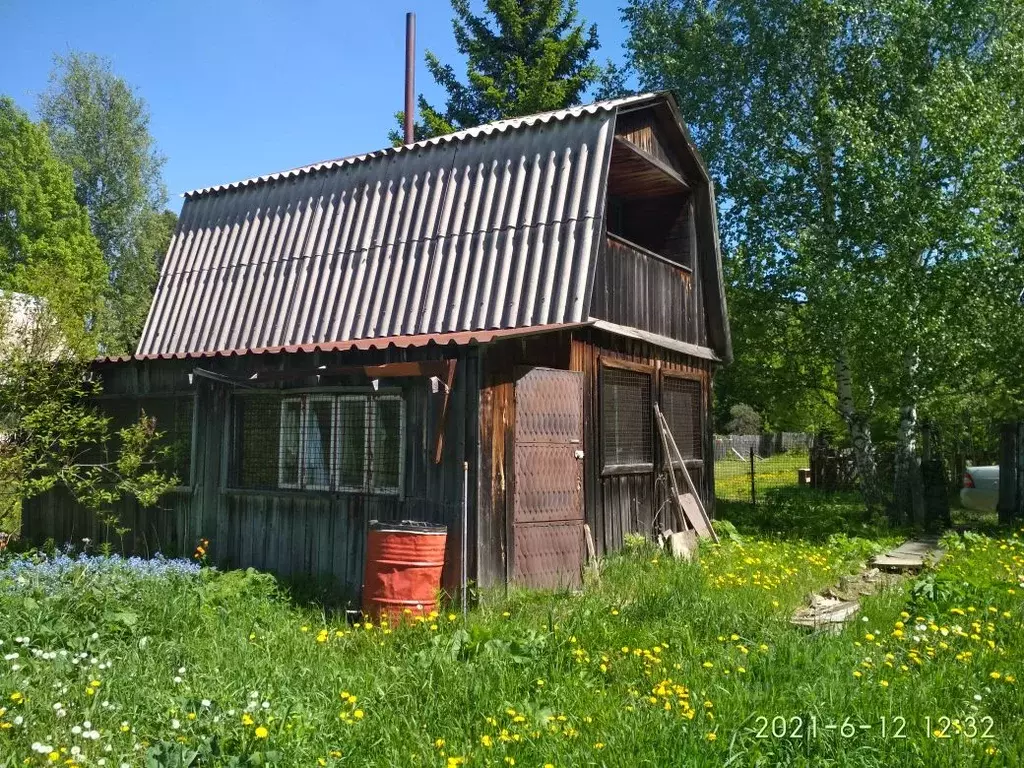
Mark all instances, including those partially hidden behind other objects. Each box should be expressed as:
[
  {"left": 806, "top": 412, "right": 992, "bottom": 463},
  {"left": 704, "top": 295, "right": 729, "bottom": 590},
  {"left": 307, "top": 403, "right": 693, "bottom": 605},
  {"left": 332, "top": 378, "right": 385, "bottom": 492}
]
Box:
[{"left": 233, "top": 392, "right": 405, "bottom": 494}]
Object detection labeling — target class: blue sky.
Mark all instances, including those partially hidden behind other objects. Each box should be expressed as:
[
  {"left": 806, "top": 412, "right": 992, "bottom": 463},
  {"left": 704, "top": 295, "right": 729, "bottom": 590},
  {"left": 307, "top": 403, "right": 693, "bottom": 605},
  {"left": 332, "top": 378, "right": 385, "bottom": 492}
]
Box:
[{"left": 0, "top": 0, "right": 631, "bottom": 213}]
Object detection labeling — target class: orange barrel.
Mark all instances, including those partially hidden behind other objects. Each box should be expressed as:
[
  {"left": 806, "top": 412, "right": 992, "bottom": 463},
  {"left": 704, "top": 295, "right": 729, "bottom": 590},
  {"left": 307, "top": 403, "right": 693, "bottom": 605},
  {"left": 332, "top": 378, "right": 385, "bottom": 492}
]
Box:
[{"left": 362, "top": 520, "right": 447, "bottom": 620}]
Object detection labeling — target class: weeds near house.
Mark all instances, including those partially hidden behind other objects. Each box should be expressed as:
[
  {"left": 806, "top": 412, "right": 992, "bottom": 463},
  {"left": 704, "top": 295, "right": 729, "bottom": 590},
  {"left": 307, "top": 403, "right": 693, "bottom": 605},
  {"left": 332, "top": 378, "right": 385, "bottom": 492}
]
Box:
[{"left": 0, "top": 532, "right": 1021, "bottom": 766}]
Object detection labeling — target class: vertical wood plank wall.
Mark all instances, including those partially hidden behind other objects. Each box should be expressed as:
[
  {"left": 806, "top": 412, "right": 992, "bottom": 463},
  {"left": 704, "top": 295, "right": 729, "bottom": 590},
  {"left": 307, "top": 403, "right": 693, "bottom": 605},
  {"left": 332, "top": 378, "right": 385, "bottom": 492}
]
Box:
[
  {"left": 23, "top": 347, "right": 479, "bottom": 603},
  {"left": 591, "top": 236, "right": 707, "bottom": 348},
  {"left": 570, "top": 328, "right": 714, "bottom": 557}
]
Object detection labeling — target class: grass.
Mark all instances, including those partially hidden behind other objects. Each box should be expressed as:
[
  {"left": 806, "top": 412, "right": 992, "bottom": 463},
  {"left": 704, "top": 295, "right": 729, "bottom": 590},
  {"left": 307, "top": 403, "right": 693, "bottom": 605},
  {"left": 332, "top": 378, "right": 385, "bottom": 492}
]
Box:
[
  {"left": 715, "top": 450, "right": 882, "bottom": 541},
  {"left": 715, "top": 451, "right": 813, "bottom": 501},
  {"left": 0, "top": 529, "right": 1022, "bottom": 767}
]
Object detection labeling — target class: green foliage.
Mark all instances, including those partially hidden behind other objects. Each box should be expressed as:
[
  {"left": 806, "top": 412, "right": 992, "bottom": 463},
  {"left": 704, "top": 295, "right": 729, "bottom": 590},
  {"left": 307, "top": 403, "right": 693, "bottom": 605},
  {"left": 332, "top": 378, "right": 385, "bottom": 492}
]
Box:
[
  {"left": 39, "top": 52, "right": 174, "bottom": 354},
  {"left": 622, "top": 0, "right": 1024, "bottom": 446},
  {"left": 390, "top": 0, "right": 604, "bottom": 143},
  {"left": 0, "top": 303, "right": 178, "bottom": 533},
  {"left": 717, "top": 487, "right": 894, "bottom": 541},
  {"left": 0, "top": 98, "right": 107, "bottom": 345},
  {"left": 3, "top": 528, "right": 1023, "bottom": 765},
  {"left": 724, "top": 403, "right": 762, "bottom": 435}
]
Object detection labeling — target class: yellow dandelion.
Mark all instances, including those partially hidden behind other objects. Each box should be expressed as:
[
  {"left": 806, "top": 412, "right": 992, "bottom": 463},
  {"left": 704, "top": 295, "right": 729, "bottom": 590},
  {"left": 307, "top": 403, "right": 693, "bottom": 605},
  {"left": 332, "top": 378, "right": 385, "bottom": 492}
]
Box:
[{"left": 254, "top": 726, "right": 268, "bottom": 739}]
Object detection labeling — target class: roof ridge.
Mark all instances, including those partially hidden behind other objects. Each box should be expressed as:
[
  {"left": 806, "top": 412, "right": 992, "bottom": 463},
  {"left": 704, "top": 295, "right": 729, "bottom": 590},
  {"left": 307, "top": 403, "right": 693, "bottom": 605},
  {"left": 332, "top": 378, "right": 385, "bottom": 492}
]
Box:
[{"left": 183, "top": 92, "right": 664, "bottom": 199}]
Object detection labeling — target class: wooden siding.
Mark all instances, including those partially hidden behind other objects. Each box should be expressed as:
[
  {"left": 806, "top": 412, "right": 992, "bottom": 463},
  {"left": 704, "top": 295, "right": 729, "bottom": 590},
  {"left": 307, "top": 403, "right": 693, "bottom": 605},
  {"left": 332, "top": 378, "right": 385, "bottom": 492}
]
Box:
[
  {"left": 614, "top": 108, "right": 686, "bottom": 178},
  {"left": 476, "top": 333, "right": 571, "bottom": 588},
  {"left": 569, "top": 327, "right": 714, "bottom": 556},
  {"left": 23, "top": 347, "right": 479, "bottom": 603},
  {"left": 591, "top": 235, "right": 707, "bottom": 347}
]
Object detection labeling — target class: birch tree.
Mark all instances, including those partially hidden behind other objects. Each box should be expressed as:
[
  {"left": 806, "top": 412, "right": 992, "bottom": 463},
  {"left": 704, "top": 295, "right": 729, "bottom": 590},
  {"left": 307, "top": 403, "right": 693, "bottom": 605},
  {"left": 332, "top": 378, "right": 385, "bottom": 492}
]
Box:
[{"left": 622, "top": 0, "right": 1024, "bottom": 518}]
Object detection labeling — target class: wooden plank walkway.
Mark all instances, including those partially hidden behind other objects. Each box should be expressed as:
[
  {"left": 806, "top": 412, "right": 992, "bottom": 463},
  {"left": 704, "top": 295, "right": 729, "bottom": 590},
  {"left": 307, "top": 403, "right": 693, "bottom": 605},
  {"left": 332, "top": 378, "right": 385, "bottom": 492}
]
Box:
[
  {"left": 792, "top": 537, "right": 944, "bottom": 631},
  {"left": 871, "top": 536, "right": 943, "bottom": 571}
]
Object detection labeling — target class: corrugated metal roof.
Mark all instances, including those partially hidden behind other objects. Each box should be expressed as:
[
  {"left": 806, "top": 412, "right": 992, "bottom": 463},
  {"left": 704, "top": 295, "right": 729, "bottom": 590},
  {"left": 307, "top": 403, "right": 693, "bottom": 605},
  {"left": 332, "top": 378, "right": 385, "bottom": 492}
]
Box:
[{"left": 138, "top": 95, "right": 666, "bottom": 358}]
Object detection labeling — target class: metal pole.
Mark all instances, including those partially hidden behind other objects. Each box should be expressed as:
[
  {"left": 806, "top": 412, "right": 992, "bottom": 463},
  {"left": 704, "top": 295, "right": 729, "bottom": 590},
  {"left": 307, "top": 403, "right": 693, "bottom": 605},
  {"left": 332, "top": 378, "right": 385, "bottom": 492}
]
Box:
[
  {"left": 749, "top": 446, "right": 756, "bottom": 507},
  {"left": 461, "top": 460, "right": 469, "bottom": 616},
  {"left": 404, "top": 12, "right": 416, "bottom": 145}
]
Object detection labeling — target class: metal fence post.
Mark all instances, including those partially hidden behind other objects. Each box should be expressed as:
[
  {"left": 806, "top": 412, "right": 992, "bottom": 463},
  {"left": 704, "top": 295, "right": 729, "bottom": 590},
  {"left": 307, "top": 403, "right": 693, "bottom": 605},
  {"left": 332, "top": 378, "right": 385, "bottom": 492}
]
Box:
[{"left": 749, "top": 446, "right": 757, "bottom": 507}]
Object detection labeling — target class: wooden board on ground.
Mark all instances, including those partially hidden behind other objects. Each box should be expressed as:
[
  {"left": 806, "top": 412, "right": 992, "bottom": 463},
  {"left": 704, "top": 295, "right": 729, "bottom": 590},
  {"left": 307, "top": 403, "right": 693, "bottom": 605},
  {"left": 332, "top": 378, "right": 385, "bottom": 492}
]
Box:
[
  {"left": 678, "top": 494, "right": 713, "bottom": 539},
  {"left": 871, "top": 537, "right": 943, "bottom": 572},
  {"left": 791, "top": 595, "right": 860, "bottom": 631}
]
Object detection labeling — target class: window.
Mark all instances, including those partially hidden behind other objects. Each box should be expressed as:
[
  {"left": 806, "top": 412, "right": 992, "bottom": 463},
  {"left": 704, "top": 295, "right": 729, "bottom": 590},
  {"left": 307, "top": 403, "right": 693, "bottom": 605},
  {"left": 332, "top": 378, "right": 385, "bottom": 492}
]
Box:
[
  {"left": 234, "top": 392, "right": 405, "bottom": 494},
  {"left": 601, "top": 366, "right": 652, "bottom": 471},
  {"left": 661, "top": 376, "right": 702, "bottom": 462}
]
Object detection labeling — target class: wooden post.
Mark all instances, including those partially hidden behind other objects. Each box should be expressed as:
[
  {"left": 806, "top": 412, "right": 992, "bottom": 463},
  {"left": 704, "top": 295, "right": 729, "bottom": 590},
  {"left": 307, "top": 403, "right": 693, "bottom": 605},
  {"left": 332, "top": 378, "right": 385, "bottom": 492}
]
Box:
[
  {"left": 749, "top": 446, "right": 756, "bottom": 507},
  {"left": 998, "top": 423, "right": 1018, "bottom": 527}
]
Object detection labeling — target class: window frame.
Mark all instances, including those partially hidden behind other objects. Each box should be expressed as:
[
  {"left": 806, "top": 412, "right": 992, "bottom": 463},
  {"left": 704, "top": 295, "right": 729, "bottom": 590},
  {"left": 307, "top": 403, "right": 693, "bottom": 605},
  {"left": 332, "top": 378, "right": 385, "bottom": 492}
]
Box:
[
  {"left": 368, "top": 394, "right": 406, "bottom": 496},
  {"left": 301, "top": 394, "right": 336, "bottom": 492},
  {"left": 93, "top": 393, "right": 197, "bottom": 489},
  {"left": 599, "top": 358, "right": 655, "bottom": 476},
  {"left": 659, "top": 370, "right": 705, "bottom": 470},
  {"left": 335, "top": 394, "right": 370, "bottom": 493},
  {"left": 234, "top": 388, "right": 405, "bottom": 496},
  {"left": 277, "top": 396, "right": 304, "bottom": 490}
]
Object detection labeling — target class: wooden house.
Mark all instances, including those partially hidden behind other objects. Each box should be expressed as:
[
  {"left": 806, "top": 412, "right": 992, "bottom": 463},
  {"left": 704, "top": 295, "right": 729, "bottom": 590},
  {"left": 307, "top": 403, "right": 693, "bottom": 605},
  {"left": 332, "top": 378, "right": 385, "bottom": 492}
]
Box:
[{"left": 24, "top": 92, "right": 732, "bottom": 595}]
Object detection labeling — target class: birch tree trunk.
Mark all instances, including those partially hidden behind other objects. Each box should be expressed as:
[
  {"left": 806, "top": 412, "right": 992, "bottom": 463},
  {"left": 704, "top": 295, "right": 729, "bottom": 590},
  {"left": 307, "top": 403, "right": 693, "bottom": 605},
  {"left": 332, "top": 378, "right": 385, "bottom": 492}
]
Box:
[
  {"left": 894, "top": 402, "right": 925, "bottom": 526},
  {"left": 894, "top": 346, "right": 925, "bottom": 527},
  {"left": 836, "top": 350, "right": 883, "bottom": 510}
]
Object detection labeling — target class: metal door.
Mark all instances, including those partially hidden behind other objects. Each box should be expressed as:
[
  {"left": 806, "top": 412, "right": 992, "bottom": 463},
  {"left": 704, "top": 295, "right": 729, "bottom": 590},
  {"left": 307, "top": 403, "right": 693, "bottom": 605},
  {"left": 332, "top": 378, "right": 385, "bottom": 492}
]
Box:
[{"left": 512, "top": 367, "right": 585, "bottom": 588}]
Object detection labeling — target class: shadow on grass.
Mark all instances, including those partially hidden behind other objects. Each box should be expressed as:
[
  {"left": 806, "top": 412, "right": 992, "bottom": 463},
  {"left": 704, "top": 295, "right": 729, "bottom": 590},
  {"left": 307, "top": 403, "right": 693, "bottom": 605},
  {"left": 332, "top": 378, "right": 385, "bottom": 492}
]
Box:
[{"left": 716, "top": 486, "right": 895, "bottom": 540}]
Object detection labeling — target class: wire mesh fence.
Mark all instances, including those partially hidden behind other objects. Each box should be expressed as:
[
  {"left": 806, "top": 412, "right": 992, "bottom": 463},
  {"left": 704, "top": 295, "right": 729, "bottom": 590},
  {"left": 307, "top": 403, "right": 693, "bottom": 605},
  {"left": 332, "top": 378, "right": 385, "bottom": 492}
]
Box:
[
  {"left": 714, "top": 438, "right": 816, "bottom": 505},
  {"left": 715, "top": 421, "right": 1006, "bottom": 535},
  {"left": 714, "top": 436, "right": 871, "bottom": 535}
]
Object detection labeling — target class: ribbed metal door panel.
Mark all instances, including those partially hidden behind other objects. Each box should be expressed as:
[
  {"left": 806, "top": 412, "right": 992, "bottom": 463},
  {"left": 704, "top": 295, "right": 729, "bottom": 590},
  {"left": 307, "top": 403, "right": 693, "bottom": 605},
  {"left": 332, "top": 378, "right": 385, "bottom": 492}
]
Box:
[{"left": 512, "top": 367, "right": 584, "bottom": 588}]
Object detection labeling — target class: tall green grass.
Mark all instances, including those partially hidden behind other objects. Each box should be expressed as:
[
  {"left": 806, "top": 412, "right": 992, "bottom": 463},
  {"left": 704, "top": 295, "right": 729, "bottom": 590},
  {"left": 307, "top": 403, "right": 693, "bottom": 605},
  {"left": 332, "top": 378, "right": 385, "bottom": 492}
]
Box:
[{"left": 0, "top": 530, "right": 1022, "bottom": 766}]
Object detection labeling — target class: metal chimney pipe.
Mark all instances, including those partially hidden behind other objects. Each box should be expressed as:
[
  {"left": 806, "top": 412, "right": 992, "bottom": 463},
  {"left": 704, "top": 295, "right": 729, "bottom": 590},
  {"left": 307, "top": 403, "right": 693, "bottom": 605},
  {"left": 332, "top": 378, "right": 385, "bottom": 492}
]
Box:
[{"left": 404, "top": 12, "right": 416, "bottom": 144}]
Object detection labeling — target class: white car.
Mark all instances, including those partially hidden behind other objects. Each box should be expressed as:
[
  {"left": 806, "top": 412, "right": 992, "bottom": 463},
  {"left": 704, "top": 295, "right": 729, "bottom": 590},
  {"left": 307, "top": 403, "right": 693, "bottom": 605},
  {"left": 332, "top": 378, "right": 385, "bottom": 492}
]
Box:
[{"left": 961, "top": 466, "right": 998, "bottom": 512}]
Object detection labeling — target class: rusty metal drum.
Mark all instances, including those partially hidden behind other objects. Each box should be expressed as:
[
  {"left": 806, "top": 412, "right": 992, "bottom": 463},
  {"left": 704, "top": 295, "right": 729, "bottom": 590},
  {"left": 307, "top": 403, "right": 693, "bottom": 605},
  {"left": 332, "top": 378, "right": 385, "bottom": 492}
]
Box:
[{"left": 361, "top": 520, "right": 447, "bottom": 620}]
